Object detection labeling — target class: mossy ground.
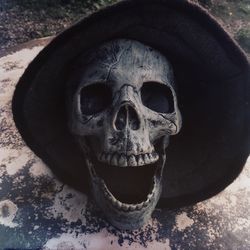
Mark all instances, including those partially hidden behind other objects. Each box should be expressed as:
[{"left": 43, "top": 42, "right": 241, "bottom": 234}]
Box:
[
  {"left": 0, "top": 0, "right": 118, "bottom": 50},
  {"left": 0, "top": 0, "right": 249, "bottom": 56},
  {"left": 237, "top": 28, "right": 250, "bottom": 53}
]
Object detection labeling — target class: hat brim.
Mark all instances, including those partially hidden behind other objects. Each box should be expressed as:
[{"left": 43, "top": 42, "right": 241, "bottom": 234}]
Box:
[{"left": 12, "top": 0, "right": 250, "bottom": 208}]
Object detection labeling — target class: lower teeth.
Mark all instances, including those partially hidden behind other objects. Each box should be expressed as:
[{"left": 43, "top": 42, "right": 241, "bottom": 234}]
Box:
[{"left": 100, "top": 175, "right": 156, "bottom": 211}]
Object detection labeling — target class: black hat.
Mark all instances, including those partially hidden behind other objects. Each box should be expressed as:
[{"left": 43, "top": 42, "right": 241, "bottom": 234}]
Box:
[{"left": 12, "top": 0, "right": 250, "bottom": 208}]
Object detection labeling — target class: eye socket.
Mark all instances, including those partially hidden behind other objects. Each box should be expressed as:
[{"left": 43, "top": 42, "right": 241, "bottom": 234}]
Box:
[
  {"left": 141, "top": 82, "right": 174, "bottom": 113},
  {"left": 80, "top": 83, "right": 112, "bottom": 115}
]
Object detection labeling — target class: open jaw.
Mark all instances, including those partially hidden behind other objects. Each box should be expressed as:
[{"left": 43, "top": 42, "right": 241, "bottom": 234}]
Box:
[{"left": 85, "top": 151, "right": 165, "bottom": 229}]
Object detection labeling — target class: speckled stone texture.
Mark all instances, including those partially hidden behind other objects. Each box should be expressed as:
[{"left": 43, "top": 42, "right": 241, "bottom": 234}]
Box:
[{"left": 0, "top": 41, "right": 250, "bottom": 249}]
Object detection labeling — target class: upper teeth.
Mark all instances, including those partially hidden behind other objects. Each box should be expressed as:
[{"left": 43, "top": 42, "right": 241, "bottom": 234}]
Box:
[{"left": 98, "top": 152, "right": 159, "bottom": 167}]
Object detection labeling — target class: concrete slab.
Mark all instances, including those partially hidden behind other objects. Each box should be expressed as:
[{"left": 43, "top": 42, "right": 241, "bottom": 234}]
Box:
[{"left": 0, "top": 39, "right": 249, "bottom": 250}]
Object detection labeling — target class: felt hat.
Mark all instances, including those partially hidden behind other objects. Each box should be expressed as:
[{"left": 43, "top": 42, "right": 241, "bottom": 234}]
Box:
[{"left": 12, "top": 0, "right": 250, "bottom": 208}]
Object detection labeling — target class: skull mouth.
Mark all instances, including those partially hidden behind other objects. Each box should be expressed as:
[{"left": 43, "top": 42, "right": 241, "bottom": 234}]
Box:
[{"left": 86, "top": 149, "right": 164, "bottom": 212}]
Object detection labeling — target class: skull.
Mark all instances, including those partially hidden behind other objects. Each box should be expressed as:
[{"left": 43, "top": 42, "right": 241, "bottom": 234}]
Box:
[{"left": 67, "top": 39, "right": 182, "bottom": 230}]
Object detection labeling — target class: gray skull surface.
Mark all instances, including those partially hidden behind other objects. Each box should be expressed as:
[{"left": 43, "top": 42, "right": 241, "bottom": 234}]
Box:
[{"left": 67, "top": 39, "right": 182, "bottom": 230}]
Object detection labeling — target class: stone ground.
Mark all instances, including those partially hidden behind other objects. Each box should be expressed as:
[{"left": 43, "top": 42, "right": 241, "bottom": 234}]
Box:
[
  {"left": 0, "top": 40, "right": 250, "bottom": 250},
  {"left": 0, "top": 0, "right": 250, "bottom": 56}
]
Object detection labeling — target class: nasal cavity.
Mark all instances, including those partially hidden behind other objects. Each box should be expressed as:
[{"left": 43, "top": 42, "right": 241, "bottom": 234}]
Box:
[{"left": 115, "top": 105, "right": 140, "bottom": 131}]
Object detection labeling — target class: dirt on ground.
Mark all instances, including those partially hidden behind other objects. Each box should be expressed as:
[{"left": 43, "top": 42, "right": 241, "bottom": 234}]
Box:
[
  {"left": 0, "top": 0, "right": 249, "bottom": 56},
  {"left": 0, "top": 0, "right": 118, "bottom": 51}
]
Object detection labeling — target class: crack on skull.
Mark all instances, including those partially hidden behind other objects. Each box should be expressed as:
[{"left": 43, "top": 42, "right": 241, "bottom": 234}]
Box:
[{"left": 105, "top": 41, "right": 132, "bottom": 82}]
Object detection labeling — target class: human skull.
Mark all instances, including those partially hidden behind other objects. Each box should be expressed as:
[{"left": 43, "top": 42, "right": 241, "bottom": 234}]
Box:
[{"left": 67, "top": 39, "right": 182, "bottom": 230}]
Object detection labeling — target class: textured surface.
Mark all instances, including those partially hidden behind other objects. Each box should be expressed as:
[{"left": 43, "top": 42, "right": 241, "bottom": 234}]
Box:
[
  {"left": 11, "top": 0, "right": 250, "bottom": 210},
  {"left": 0, "top": 41, "right": 250, "bottom": 249},
  {"left": 1, "top": 0, "right": 249, "bottom": 58}
]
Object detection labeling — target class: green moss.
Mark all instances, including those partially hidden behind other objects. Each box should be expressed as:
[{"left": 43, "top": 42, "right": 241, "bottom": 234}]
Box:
[
  {"left": 239, "top": 2, "right": 250, "bottom": 15},
  {"left": 236, "top": 28, "right": 250, "bottom": 53},
  {"left": 211, "top": 3, "right": 230, "bottom": 18}
]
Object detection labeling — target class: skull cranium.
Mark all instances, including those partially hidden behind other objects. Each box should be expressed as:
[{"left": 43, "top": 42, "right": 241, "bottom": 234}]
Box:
[{"left": 67, "top": 39, "right": 182, "bottom": 230}]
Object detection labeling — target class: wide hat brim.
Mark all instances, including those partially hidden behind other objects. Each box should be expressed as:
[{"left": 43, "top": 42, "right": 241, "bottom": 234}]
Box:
[{"left": 12, "top": 0, "right": 250, "bottom": 208}]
